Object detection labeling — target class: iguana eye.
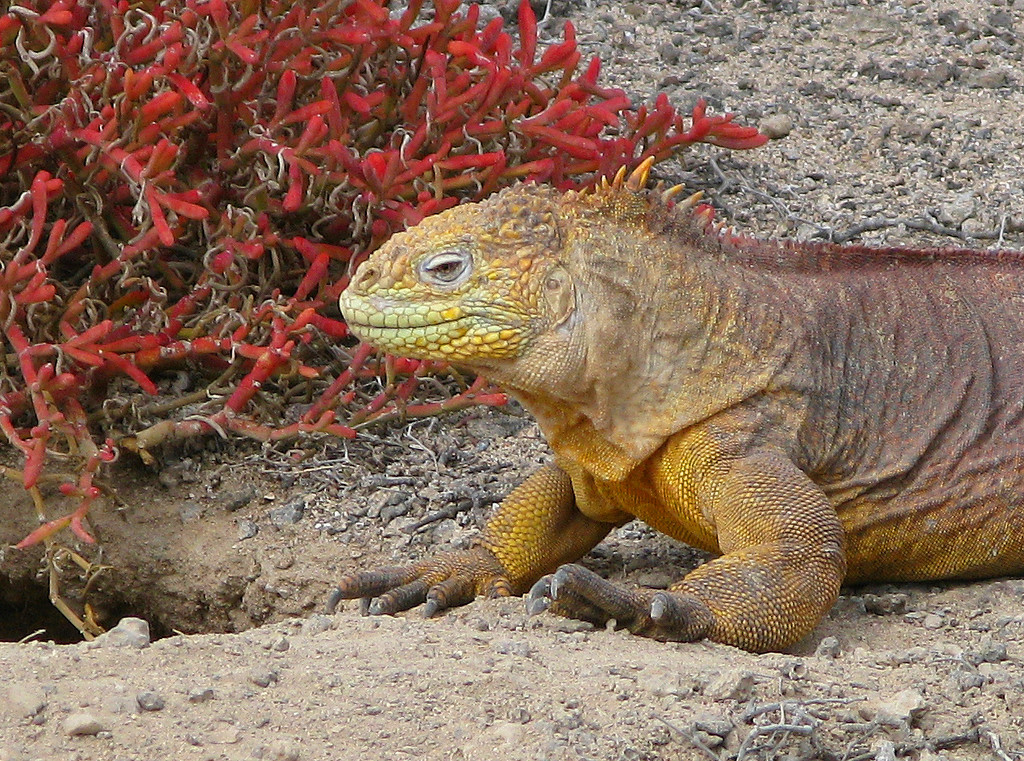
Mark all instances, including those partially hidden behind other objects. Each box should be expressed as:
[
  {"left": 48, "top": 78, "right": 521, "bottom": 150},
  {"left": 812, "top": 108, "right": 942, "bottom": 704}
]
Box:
[{"left": 418, "top": 250, "right": 472, "bottom": 286}]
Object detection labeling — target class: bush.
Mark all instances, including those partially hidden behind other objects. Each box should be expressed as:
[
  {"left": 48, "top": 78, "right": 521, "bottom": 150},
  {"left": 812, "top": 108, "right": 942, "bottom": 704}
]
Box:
[{"left": 0, "top": 0, "right": 766, "bottom": 549}]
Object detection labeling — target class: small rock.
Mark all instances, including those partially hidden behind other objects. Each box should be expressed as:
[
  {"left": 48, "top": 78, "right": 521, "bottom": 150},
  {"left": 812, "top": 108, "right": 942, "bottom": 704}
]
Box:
[
  {"left": 250, "top": 668, "right": 279, "bottom": 688},
  {"left": 493, "top": 640, "right": 533, "bottom": 658},
  {"left": 300, "top": 614, "right": 332, "bottom": 637},
  {"left": 269, "top": 496, "right": 307, "bottom": 526},
  {"left": 63, "top": 711, "right": 106, "bottom": 736},
  {"left": 96, "top": 617, "right": 151, "bottom": 649},
  {"left": 874, "top": 688, "right": 928, "bottom": 726},
  {"left": 6, "top": 684, "right": 46, "bottom": 718},
  {"left": 657, "top": 43, "right": 681, "bottom": 65},
  {"left": 208, "top": 727, "right": 241, "bottom": 744},
  {"left": 224, "top": 486, "right": 257, "bottom": 512},
  {"left": 264, "top": 740, "right": 301, "bottom": 761},
  {"left": 704, "top": 668, "right": 755, "bottom": 701},
  {"left": 815, "top": 636, "right": 841, "bottom": 658},
  {"left": 875, "top": 741, "right": 896, "bottom": 761},
  {"left": 862, "top": 593, "right": 909, "bottom": 615},
  {"left": 760, "top": 114, "right": 793, "bottom": 139},
  {"left": 987, "top": 10, "right": 1015, "bottom": 30},
  {"left": 693, "top": 714, "right": 731, "bottom": 738},
  {"left": 968, "top": 637, "right": 1008, "bottom": 665},
  {"left": 637, "top": 667, "right": 688, "bottom": 698},
  {"left": 967, "top": 69, "right": 1010, "bottom": 89},
  {"left": 937, "top": 192, "right": 977, "bottom": 227},
  {"left": 188, "top": 687, "right": 215, "bottom": 703},
  {"left": 179, "top": 501, "right": 203, "bottom": 522},
  {"left": 237, "top": 518, "right": 259, "bottom": 540},
  {"left": 922, "top": 613, "right": 944, "bottom": 629},
  {"left": 137, "top": 691, "right": 165, "bottom": 711}
]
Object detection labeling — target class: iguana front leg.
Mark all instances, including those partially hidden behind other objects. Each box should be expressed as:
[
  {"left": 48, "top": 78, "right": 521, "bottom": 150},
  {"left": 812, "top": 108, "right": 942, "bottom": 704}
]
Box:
[
  {"left": 528, "top": 451, "right": 847, "bottom": 651},
  {"left": 329, "top": 465, "right": 615, "bottom": 617}
]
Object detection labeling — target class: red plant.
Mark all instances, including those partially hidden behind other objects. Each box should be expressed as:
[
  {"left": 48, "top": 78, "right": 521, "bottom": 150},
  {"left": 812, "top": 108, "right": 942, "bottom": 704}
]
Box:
[{"left": 0, "top": 0, "right": 767, "bottom": 551}]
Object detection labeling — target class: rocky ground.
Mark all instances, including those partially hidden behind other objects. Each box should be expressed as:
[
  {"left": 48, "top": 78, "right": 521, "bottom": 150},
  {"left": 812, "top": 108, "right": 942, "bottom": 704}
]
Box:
[{"left": 2, "top": 0, "right": 1024, "bottom": 759}]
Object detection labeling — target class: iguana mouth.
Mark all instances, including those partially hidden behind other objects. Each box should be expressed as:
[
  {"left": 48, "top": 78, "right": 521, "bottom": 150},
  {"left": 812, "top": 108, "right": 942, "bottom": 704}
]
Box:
[
  {"left": 341, "top": 291, "right": 520, "bottom": 358},
  {"left": 339, "top": 292, "right": 467, "bottom": 331}
]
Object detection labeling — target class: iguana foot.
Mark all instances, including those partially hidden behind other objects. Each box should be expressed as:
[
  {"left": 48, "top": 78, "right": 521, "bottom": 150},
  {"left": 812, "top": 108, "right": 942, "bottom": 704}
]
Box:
[
  {"left": 527, "top": 563, "right": 713, "bottom": 641},
  {"left": 327, "top": 546, "right": 513, "bottom": 617}
]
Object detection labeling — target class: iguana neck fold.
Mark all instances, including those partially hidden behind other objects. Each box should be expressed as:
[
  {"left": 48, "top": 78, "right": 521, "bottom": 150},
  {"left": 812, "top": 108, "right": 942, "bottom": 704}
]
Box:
[{"left": 496, "top": 195, "right": 805, "bottom": 474}]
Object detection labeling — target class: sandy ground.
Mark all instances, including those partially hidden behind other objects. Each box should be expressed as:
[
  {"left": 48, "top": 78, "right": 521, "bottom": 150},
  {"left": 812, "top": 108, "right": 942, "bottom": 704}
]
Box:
[{"left": 3, "top": 1, "right": 1024, "bottom": 759}]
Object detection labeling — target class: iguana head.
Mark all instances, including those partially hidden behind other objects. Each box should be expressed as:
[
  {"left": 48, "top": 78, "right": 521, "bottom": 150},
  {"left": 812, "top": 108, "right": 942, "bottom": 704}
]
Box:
[{"left": 339, "top": 182, "right": 581, "bottom": 391}]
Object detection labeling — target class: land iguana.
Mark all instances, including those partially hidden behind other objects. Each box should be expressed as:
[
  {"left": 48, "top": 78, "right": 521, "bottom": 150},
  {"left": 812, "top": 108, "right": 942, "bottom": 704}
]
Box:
[{"left": 332, "top": 158, "right": 1024, "bottom": 652}]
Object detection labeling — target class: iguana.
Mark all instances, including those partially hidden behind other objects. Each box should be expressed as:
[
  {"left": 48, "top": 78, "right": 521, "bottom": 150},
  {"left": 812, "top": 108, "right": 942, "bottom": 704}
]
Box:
[{"left": 332, "top": 158, "right": 1024, "bottom": 652}]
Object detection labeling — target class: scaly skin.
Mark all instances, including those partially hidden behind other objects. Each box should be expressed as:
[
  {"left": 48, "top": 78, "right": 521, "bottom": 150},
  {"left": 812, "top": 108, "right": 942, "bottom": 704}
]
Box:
[{"left": 334, "top": 159, "right": 1024, "bottom": 652}]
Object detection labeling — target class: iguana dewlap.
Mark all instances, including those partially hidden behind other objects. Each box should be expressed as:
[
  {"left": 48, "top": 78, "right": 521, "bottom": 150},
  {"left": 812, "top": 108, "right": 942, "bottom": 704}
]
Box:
[{"left": 332, "top": 159, "right": 1024, "bottom": 652}]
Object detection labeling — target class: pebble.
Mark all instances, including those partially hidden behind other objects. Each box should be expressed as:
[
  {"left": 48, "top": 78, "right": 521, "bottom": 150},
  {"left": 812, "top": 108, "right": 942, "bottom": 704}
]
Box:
[
  {"left": 237, "top": 518, "right": 259, "bottom": 539},
  {"left": 493, "top": 639, "right": 533, "bottom": 657},
  {"left": 967, "top": 68, "right": 1010, "bottom": 88},
  {"left": 96, "top": 617, "right": 151, "bottom": 649},
  {"left": 300, "top": 614, "right": 332, "bottom": 637},
  {"left": 862, "top": 593, "right": 909, "bottom": 616},
  {"left": 261, "top": 741, "right": 301, "bottom": 761},
  {"left": 937, "top": 192, "right": 977, "bottom": 227},
  {"left": 188, "top": 687, "right": 215, "bottom": 703},
  {"left": 815, "top": 636, "right": 841, "bottom": 658},
  {"left": 759, "top": 114, "right": 793, "bottom": 139},
  {"left": 872, "top": 688, "right": 928, "bottom": 726},
  {"left": 637, "top": 667, "right": 688, "bottom": 698},
  {"left": 967, "top": 637, "right": 1008, "bottom": 664},
  {"left": 269, "top": 496, "right": 307, "bottom": 526},
  {"left": 63, "top": 711, "right": 107, "bottom": 736},
  {"left": 224, "top": 486, "right": 257, "bottom": 512},
  {"left": 704, "top": 668, "right": 755, "bottom": 701},
  {"left": 137, "top": 691, "right": 165, "bottom": 711},
  {"left": 6, "top": 683, "right": 46, "bottom": 719},
  {"left": 250, "top": 668, "right": 279, "bottom": 688}
]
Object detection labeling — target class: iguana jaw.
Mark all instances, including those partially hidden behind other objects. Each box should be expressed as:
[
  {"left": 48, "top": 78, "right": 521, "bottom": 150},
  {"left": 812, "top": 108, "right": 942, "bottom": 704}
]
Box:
[{"left": 339, "top": 288, "right": 526, "bottom": 361}]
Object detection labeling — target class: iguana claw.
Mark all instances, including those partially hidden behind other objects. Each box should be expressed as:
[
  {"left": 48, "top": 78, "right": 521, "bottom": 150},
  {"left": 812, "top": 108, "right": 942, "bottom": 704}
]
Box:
[
  {"left": 527, "top": 564, "right": 713, "bottom": 641},
  {"left": 527, "top": 563, "right": 654, "bottom": 629},
  {"left": 328, "top": 547, "right": 512, "bottom": 617},
  {"left": 526, "top": 577, "right": 552, "bottom": 616}
]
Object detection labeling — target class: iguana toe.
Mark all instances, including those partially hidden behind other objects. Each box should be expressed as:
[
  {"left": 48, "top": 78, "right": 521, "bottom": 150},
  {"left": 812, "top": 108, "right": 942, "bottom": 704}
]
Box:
[
  {"left": 529, "top": 563, "right": 653, "bottom": 629},
  {"left": 526, "top": 576, "right": 553, "bottom": 615},
  {"left": 328, "top": 547, "right": 512, "bottom": 617}
]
